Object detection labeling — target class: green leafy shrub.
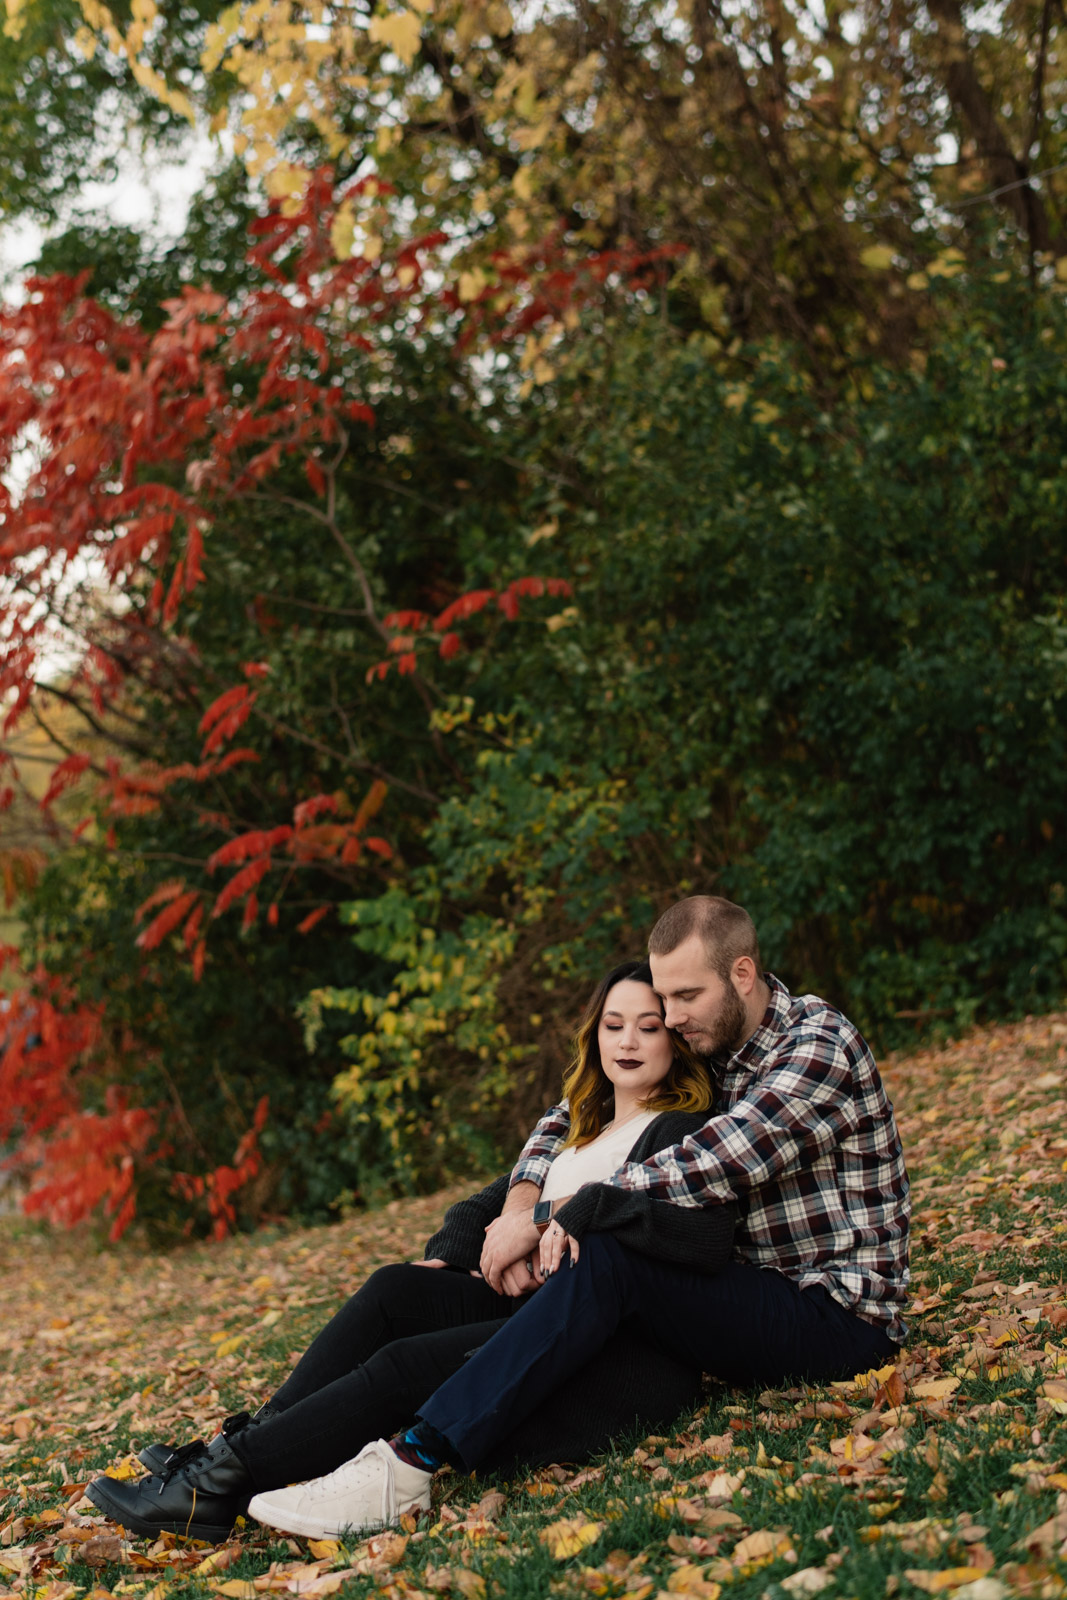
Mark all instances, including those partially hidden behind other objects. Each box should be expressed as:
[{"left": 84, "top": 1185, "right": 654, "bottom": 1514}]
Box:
[{"left": 312, "top": 272, "right": 1067, "bottom": 1181}]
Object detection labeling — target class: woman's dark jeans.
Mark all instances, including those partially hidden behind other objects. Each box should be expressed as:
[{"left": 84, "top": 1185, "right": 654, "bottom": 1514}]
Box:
[{"left": 232, "top": 1263, "right": 703, "bottom": 1488}]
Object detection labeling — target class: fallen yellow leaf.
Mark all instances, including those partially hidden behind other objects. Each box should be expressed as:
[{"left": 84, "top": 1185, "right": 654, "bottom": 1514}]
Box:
[
  {"left": 732, "top": 1529, "right": 796, "bottom": 1565},
  {"left": 696, "top": 1470, "right": 745, "bottom": 1500},
  {"left": 452, "top": 1572, "right": 486, "bottom": 1600},
  {"left": 540, "top": 1517, "right": 604, "bottom": 1559},
  {"left": 902, "top": 1568, "right": 988, "bottom": 1592},
  {"left": 665, "top": 1562, "right": 721, "bottom": 1596},
  {"left": 780, "top": 1569, "right": 833, "bottom": 1597},
  {"left": 911, "top": 1376, "right": 960, "bottom": 1400},
  {"left": 194, "top": 1544, "right": 242, "bottom": 1575}
]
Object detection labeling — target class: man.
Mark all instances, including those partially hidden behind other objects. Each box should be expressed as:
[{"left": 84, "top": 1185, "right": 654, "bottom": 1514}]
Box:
[{"left": 245, "top": 895, "right": 910, "bottom": 1537}]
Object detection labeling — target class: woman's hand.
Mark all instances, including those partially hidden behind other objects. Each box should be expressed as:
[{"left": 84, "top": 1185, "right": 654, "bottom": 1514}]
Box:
[
  {"left": 539, "top": 1219, "right": 580, "bottom": 1276},
  {"left": 414, "top": 1257, "right": 484, "bottom": 1279}
]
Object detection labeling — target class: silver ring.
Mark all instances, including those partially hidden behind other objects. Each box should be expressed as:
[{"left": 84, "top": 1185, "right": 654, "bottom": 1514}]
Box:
[{"left": 525, "top": 1256, "right": 534, "bottom": 1275}]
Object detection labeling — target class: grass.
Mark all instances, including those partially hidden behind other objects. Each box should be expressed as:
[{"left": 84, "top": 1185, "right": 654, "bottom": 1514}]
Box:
[{"left": 2, "top": 1012, "right": 1067, "bottom": 1599}]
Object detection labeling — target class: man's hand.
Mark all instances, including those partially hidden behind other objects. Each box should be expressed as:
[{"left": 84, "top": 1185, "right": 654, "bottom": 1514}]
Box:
[
  {"left": 499, "top": 1256, "right": 546, "bottom": 1297},
  {"left": 479, "top": 1180, "right": 542, "bottom": 1291}
]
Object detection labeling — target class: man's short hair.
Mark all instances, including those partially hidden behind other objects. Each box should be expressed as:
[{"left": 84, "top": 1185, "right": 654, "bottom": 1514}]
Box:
[{"left": 648, "top": 895, "right": 763, "bottom": 983}]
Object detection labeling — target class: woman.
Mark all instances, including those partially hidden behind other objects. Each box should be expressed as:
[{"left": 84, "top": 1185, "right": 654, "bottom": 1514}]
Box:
[{"left": 87, "top": 960, "right": 735, "bottom": 1543}]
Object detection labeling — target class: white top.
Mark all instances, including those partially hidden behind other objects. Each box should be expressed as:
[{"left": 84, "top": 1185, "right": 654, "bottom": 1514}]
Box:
[{"left": 540, "top": 1109, "right": 658, "bottom": 1204}]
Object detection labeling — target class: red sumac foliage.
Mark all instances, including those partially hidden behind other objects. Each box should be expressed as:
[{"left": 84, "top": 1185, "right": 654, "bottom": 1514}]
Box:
[{"left": 0, "top": 169, "right": 667, "bottom": 1239}]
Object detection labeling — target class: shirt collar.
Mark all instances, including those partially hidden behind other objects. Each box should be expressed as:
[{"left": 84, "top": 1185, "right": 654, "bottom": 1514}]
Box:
[{"left": 718, "top": 972, "right": 792, "bottom": 1077}]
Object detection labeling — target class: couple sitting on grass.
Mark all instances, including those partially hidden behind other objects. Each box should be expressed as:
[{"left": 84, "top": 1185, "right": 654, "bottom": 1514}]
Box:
[{"left": 88, "top": 895, "right": 911, "bottom": 1544}]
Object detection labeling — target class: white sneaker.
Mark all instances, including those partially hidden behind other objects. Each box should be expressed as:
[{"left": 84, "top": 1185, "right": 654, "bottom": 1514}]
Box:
[{"left": 247, "top": 1440, "right": 432, "bottom": 1539}]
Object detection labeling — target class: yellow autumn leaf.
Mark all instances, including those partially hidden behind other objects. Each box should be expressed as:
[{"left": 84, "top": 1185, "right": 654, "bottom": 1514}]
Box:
[
  {"left": 307, "top": 1539, "right": 341, "bottom": 1560},
  {"left": 215, "top": 1333, "right": 244, "bottom": 1357},
  {"left": 860, "top": 244, "right": 895, "bottom": 270},
  {"left": 458, "top": 269, "right": 487, "bottom": 302},
  {"left": 926, "top": 250, "right": 966, "bottom": 279},
  {"left": 902, "top": 1569, "right": 988, "bottom": 1593},
  {"left": 214, "top": 1583, "right": 258, "bottom": 1599},
  {"left": 732, "top": 1528, "right": 796, "bottom": 1565},
  {"left": 330, "top": 203, "right": 355, "bottom": 261},
  {"left": 1038, "top": 1381, "right": 1067, "bottom": 1415},
  {"left": 699, "top": 1470, "right": 744, "bottom": 1500},
  {"left": 452, "top": 1572, "right": 486, "bottom": 1600},
  {"left": 2, "top": 0, "right": 26, "bottom": 41},
  {"left": 367, "top": 9, "right": 422, "bottom": 66},
  {"left": 193, "top": 1544, "right": 242, "bottom": 1575},
  {"left": 666, "top": 1563, "right": 722, "bottom": 1596},
  {"left": 780, "top": 1568, "right": 833, "bottom": 1596},
  {"left": 911, "top": 1375, "right": 960, "bottom": 1400},
  {"left": 102, "top": 1455, "right": 144, "bottom": 1481},
  {"left": 263, "top": 162, "right": 310, "bottom": 200},
  {"left": 540, "top": 1516, "right": 604, "bottom": 1559}
]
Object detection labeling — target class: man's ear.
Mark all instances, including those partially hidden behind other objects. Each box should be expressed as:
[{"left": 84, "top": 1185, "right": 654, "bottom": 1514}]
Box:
[{"left": 732, "top": 955, "right": 759, "bottom": 995}]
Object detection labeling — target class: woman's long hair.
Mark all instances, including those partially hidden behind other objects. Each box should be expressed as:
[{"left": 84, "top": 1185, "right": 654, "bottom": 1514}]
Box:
[{"left": 560, "top": 958, "right": 713, "bottom": 1149}]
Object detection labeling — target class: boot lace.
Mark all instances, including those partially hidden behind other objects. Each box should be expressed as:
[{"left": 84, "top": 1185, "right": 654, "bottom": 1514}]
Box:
[{"left": 156, "top": 1438, "right": 211, "bottom": 1490}]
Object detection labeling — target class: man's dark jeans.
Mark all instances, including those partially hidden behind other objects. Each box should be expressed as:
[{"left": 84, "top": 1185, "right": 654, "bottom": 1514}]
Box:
[{"left": 420, "top": 1234, "right": 898, "bottom": 1469}]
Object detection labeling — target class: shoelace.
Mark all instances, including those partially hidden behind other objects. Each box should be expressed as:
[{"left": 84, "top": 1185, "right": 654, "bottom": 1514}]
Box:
[{"left": 156, "top": 1438, "right": 211, "bottom": 1493}]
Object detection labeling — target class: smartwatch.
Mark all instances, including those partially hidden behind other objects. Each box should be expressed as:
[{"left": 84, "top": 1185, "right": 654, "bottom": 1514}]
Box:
[{"left": 532, "top": 1199, "right": 553, "bottom": 1235}]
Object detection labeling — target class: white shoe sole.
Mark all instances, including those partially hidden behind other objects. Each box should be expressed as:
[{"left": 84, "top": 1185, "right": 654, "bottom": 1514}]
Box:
[{"left": 248, "top": 1489, "right": 391, "bottom": 1539}]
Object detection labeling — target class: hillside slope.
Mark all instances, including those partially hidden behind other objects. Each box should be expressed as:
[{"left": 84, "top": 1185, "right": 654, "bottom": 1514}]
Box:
[{"left": 1, "top": 1014, "right": 1066, "bottom": 1599}]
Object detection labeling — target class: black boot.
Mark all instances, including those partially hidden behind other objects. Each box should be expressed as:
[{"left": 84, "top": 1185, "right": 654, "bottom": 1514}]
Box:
[
  {"left": 137, "top": 1439, "right": 205, "bottom": 1474},
  {"left": 135, "top": 1407, "right": 271, "bottom": 1479},
  {"left": 87, "top": 1428, "right": 253, "bottom": 1543}
]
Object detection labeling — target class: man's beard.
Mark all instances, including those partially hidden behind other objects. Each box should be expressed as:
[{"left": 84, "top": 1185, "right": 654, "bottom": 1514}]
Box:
[{"left": 693, "top": 986, "right": 748, "bottom": 1058}]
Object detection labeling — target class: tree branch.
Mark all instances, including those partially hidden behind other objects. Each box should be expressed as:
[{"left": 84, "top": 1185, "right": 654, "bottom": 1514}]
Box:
[{"left": 926, "top": 0, "right": 1062, "bottom": 253}]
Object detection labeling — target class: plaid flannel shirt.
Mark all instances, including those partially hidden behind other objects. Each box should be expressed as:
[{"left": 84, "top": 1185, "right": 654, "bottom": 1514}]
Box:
[{"left": 511, "top": 974, "right": 911, "bottom": 1341}]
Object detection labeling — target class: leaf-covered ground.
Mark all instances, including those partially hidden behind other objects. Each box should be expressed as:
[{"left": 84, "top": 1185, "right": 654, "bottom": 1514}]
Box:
[{"left": 3, "top": 1014, "right": 1067, "bottom": 1600}]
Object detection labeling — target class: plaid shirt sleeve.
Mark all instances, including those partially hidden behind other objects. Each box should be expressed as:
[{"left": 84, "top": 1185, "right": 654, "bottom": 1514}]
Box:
[
  {"left": 509, "top": 1101, "right": 572, "bottom": 1189},
  {"left": 605, "top": 1026, "right": 862, "bottom": 1207}
]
